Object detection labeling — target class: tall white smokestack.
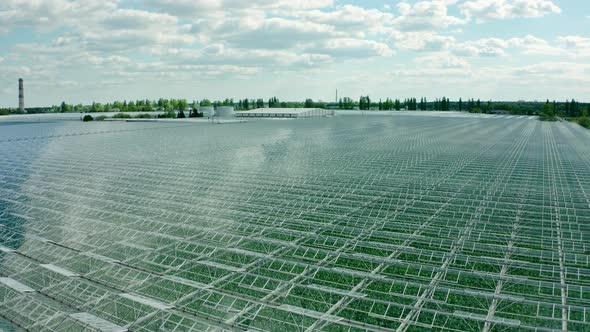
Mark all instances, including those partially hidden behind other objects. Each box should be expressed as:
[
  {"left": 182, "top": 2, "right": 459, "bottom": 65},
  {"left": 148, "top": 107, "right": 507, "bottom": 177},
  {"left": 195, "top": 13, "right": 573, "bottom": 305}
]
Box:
[{"left": 18, "top": 78, "right": 24, "bottom": 113}]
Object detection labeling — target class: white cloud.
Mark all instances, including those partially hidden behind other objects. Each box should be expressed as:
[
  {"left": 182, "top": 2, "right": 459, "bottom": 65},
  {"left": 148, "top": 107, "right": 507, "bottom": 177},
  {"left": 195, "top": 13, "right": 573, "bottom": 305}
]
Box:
[
  {"left": 53, "top": 29, "right": 193, "bottom": 53},
  {"left": 392, "top": 32, "right": 456, "bottom": 51},
  {"left": 193, "top": 15, "right": 336, "bottom": 49},
  {"left": 451, "top": 35, "right": 572, "bottom": 58},
  {"left": 509, "top": 35, "right": 563, "bottom": 55},
  {"left": 0, "top": 0, "right": 194, "bottom": 52},
  {"left": 101, "top": 9, "right": 178, "bottom": 30},
  {"left": 557, "top": 36, "right": 590, "bottom": 57},
  {"left": 145, "top": 0, "right": 334, "bottom": 17},
  {"left": 511, "top": 62, "right": 590, "bottom": 82},
  {"left": 460, "top": 0, "right": 561, "bottom": 22},
  {"left": 307, "top": 38, "right": 394, "bottom": 58},
  {"left": 1, "top": 0, "right": 587, "bottom": 105},
  {"left": 415, "top": 53, "right": 471, "bottom": 69},
  {"left": 393, "top": 1, "right": 465, "bottom": 31},
  {"left": 152, "top": 44, "right": 332, "bottom": 70},
  {"left": 452, "top": 38, "right": 509, "bottom": 57},
  {"left": 0, "top": 0, "right": 118, "bottom": 32},
  {"left": 298, "top": 5, "right": 395, "bottom": 36},
  {"left": 391, "top": 67, "right": 471, "bottom": 78}
]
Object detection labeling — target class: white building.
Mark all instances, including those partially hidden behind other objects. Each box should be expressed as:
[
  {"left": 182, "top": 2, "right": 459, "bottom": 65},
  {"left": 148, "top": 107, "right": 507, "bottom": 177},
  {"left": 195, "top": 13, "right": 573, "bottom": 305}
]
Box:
[
  {"left": 199, "top": 106, "right": 215, "bottom": 117},
  {"left": 216, "top": 106, "right": 235, "bottom": 118},
  {"left": 235, "top": 108, "right": 334, "bottom": 118}
]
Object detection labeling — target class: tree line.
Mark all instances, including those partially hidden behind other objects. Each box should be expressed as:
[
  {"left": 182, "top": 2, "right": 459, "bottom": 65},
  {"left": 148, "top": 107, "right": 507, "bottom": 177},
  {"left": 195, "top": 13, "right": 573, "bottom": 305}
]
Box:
[{"left": 1, "top": 96, "right": 588, "bottom": 118}]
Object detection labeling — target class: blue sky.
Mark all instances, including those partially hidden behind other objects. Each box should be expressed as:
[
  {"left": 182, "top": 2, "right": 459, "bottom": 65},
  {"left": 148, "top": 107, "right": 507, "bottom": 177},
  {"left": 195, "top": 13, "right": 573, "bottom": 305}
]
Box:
[{"left": 0, "top": 0, "right": 589, "bottom": 107}]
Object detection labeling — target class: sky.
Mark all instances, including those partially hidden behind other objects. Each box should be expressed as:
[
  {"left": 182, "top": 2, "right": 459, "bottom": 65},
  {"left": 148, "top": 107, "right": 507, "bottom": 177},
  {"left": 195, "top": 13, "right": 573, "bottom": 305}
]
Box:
[{"left": 0, "top": 0, "right": 589, "bottom": 107}]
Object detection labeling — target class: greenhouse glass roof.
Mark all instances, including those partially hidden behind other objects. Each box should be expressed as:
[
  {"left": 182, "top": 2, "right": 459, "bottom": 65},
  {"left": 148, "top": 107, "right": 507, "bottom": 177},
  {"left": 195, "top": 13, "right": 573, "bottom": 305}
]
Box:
[{"left": 0, "top": 113, "right": 589, "bottom": 331}]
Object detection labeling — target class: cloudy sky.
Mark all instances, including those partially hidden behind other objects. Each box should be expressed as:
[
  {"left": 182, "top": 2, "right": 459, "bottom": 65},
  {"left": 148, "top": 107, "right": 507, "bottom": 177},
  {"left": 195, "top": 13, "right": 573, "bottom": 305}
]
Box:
[{"left": 0, "top": 0, "right": 588, "bottom": 107}]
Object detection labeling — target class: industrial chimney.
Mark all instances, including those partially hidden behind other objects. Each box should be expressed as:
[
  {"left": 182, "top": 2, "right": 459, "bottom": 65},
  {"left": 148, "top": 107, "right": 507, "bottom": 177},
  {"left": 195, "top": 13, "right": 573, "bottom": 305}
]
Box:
[{"left": 18, "top": 78, "right": 24, "bottom": 113}]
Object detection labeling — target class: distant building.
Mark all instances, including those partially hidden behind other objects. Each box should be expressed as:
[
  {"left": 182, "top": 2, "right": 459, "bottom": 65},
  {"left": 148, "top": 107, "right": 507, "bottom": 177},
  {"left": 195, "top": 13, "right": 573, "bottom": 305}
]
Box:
[
  {"left": 199, "top": 106, "right": 215, "bottom": 117},
  {"left": 235, "top": 108, "right": 334, "bottom": 118},
  {"left": 216, "top": 106, "right": 235, "bottom": 118}
]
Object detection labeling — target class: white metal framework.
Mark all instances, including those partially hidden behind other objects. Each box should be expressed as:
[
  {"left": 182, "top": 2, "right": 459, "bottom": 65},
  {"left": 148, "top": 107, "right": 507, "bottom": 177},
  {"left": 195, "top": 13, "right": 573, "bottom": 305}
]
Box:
[
  {"left": 0, "top": 114, "right": 589, "bottom": 331},
  {"left": 235, "top": 108, "right": 335, "bottom": 118}
]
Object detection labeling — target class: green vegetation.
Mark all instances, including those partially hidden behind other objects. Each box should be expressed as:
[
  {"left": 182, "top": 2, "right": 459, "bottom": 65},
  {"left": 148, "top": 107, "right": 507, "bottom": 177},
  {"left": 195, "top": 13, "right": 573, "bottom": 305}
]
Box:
[
  {"left": 134, "top": 113, "right": 153, "bottom": 119},
  {"left": 578, "top": 117, "right": 590, "bottom": 128},
  {"left": 539, "top": 100, "right": 558, "bottom": 121},
  {"left": 82, "top": 115, "right": 94, "bottom": 122},
  {"left": 157, "top": 110, "right": 177, "bottom": 119},
  {"left": 189, "top": 109, "right": 203, "bottom": 118},
  {"left": 574, "top": 108, "right": 590, "bottom": 129},
  {"left": 2, "top": 96, "right": 588, "bottom": 118}
]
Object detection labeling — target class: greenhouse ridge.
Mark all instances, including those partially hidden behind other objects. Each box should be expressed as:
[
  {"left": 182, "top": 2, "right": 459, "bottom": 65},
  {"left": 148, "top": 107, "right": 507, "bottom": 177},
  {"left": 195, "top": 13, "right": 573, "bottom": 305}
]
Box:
[{"left": 0, "top": 113, "right": 589, "bottom": 331}]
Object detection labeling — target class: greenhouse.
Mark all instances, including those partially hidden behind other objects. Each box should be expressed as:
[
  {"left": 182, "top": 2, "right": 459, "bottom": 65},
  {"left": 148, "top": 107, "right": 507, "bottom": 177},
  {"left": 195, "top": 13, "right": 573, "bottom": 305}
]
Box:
[
  {"left": 235, "top": 108, "right": 335, "bottom": 118},
  {"left": 0, "top": 113, "right": 589, "bottom": 331}
]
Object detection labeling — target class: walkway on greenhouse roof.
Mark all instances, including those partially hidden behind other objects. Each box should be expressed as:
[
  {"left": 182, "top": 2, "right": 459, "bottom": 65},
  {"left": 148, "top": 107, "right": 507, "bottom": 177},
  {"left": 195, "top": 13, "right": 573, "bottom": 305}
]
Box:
[{"left": 235, "top": 108, "right": 335, "bottom": 118}]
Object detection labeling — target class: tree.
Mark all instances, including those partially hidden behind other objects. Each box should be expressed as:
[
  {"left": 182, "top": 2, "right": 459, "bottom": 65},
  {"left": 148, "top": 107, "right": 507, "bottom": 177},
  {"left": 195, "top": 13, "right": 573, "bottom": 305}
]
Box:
[
  {"left": 359, "top": 96, "right": 371, "bottom": 110},
  {"left": 459, "top": 98, "right": 462, "bottom": 112},
  {"left": 178, "top": 99, "right": 188, "bottom": 111},
  {"left": 541, "top": 99, "right": 556, "bottom": 121},
  {"left": 571, "top": 99, "right": 580, "bottom": 117},
  {"left": 82, "top": 115, "right": 94, "bottom": 122},
  {"left": 304, "top": 99, "right": 314, "bottom": 108},
  {"left": 143, "top": 100, "right": 153, "bottom": 112},
  {"left": 578, "top": 106, "right": 590, "bottom": 128},
  {"left": 339, "top": 97, "right": 354, "bottom": 110},
  {"left": 405, "top": 98, "right": 417, "bottom": 111},
  {"left": 127, "top": 101, "right": 136, "bottom": 112},
  {"left": 113, "top": 101, "right": 123, "bottom": 110},
  {"left": 383, "top": 98, "right": 393, "bottom": 111},
  {"left": 200, "top": 99, "right": 212, "bottom": 107},
  {"left": 60, "top": 101, "right": 68, "bottom": 113},
  {"left": 268, "top": 97, "right": 279, "bottom": 108},
  {"left": 159, "top": 110, "right": 176, "bottom": 118}
]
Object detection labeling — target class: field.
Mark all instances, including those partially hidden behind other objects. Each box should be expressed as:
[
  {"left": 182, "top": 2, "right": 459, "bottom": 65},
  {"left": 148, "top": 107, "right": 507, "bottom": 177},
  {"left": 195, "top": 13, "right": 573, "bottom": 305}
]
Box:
[{"left": 0, "top": 113, "right": 589, "bottom": 331}]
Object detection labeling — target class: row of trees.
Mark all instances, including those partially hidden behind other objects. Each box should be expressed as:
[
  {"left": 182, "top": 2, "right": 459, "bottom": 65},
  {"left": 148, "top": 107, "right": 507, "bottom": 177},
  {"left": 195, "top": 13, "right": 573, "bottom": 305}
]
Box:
[
  {"left": 541, "top": 99, "right": 589, "bottom": 120},
  {"left": 57, "top": 99, "right": 191, "bottom": 113},
  {"left": 2, "top": 96, "right": 589, "bottom": 117}
]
